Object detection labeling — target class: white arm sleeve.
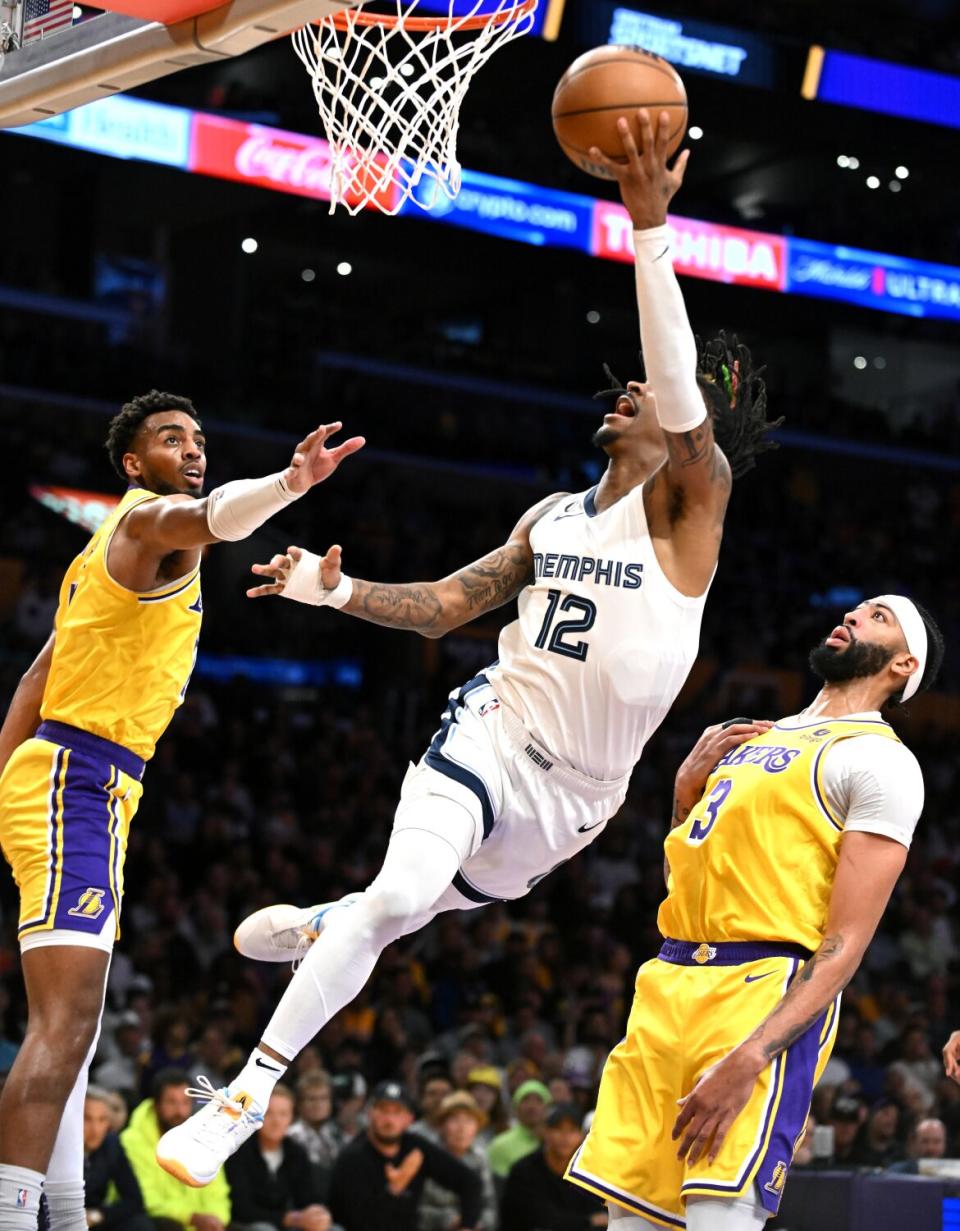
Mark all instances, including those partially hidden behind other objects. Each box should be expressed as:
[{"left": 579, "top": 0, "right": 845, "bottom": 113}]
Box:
[
  {"left": 633, "top": 224, "right": 707, "bottom": 434},
  {"left": 820, "top": 736, "right": 924, "bottom": 849},
  {"left": 205, "top": 472, "right": 303, "bottom": 542}
]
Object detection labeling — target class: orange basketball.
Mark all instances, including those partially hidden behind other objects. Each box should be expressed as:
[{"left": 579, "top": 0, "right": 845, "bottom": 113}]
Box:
[{"left": 552, "top": 46, "right": 688, "bottom": 180}]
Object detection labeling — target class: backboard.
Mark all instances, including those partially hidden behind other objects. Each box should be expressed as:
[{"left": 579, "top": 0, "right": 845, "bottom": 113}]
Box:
[{"left": 0, "top": 0, "right": 359, "bottom": 127}]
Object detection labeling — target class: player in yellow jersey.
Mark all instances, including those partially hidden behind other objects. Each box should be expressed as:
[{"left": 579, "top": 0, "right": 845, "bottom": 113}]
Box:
[
  {"left": 0, "top": 390, "right": 363, "bottom": 1231},
  {"left": 566, "top": 595, "right": 943, "bottom": 1230}
]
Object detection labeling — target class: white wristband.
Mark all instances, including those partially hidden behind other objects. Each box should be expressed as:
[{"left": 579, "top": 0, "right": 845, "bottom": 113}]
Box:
[
  {"left": 633, "top": 225, "right": 708, "bottom": 435},
  {"left": 280, "top": 549, "right": 353, "bottom": 609},
  {"left": 206, "top": 472, "right": 302, "bottom": 542}
]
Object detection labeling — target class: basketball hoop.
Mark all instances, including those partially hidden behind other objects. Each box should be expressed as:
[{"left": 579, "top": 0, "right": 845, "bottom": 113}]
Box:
[{"left": 292, "top": 0, "right": 537, "bottom": 215}]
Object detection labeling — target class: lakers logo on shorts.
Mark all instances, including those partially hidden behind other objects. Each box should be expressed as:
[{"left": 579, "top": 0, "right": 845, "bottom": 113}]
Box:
[
  {"left": 764, "top": 1161, "right": 788, "bottom": 1196},
  {"left": 67, "top": 888, "right": 107, "bottom": 920},
  {"left": 692, "top": 943, "right": 717, "bottom": 965}
]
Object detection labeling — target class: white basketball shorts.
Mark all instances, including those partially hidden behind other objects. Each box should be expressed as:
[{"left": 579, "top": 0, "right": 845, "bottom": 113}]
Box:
[{"left": 394, "top": 670, "right": 631, "bottom": 907}]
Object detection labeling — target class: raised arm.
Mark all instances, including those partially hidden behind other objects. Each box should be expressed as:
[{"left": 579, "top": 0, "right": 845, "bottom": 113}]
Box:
[
  {"left": 0, "top": 631, "right": 56, "bottom": 780},
  {"left": 672, "top": 830, "right": 907, "bottom": 1164},
  {"left": 591, "top": 112, "right": 732, "bottom": 569},
  {"left": 118, "top": 422, "right": 364, "bottom": 557},
  {"left": 246, "top": 493, "right": 567, "bottom": 638}
]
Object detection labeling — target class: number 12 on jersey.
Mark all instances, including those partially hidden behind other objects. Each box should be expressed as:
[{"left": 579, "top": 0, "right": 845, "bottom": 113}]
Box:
[{"left": 534, "top": 588, "right": 597, "bottom": 662}]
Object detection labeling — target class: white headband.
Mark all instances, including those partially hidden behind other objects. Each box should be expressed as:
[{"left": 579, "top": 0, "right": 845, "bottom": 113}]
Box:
[{"left": 869, "top": 594, "right": 928, "bottom": 702}]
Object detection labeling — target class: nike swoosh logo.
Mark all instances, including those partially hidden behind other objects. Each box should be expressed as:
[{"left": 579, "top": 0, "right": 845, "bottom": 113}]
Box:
[
  {"left": 577, "top": 820, "right": 606, "bottom": 834},
  {"left": 554, "top": 499, "right": 583, "bottom": 522},
  {"left": 255, "top": 1057, "right": 283, "bottom": 1071},
  {"left": 744, "top": 972, "right": 774, "bottom": 984}
]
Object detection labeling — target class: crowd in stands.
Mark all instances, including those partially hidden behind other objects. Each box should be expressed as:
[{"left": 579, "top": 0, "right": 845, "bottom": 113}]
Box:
[{"left": 1, "top": 363, "right": 960, "bottom": 1230}]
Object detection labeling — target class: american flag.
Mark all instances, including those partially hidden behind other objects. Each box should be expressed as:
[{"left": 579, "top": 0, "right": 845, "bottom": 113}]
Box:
[{"left": 21, "top": 0, "right": 73, "bottom": 44}]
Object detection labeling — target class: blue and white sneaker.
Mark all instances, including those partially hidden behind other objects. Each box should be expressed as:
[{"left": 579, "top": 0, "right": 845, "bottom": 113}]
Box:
[
  {"left": 156, "top": 1076, "right": 264, "bottom": 1186},
  {"left": 233, "top": 893, "right": 363, "bottom": 964}
]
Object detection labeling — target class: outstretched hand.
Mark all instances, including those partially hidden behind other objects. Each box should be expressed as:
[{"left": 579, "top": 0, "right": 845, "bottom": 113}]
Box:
[
  {"left": 247, "top": 544, "right": 343, "bottom": 599},
  {"left": 283, "top": 423, "right": 365, "bottom": 495},
  {"left": 589, "top": 109, "right": 690, "bottom": 231},
  {"left": 944, "top": 1031, "right": 960, "bottom": 1083}
]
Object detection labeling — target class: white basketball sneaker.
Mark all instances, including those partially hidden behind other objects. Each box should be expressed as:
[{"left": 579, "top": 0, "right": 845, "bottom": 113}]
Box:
[
  {"left": 233, "top": 893, "right": 363, "bottom": 964},
  {"left": 156, "top": 1076, "right": 264, "bottom": 1187}
]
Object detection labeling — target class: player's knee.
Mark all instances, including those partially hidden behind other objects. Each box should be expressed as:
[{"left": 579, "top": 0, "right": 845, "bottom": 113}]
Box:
[{"left": 362, "top": 881, "right": 424, "bottom": 935}]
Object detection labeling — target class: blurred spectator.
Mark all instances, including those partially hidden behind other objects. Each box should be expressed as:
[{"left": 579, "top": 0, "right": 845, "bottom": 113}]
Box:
[
  {"left": 94, "top": 1012, "right": 149, "bottom": 1105},
  {"left": 411, "top": 1073, "right": 454, "bottom": 1145},
  {"left": 792, "top": 1114, "right": 817, "bottom": 1169},
  {"left": 499, "top": 1104, "right": 606, "bottom": 1231},
  {"left": 140, "top": 1012, "right": 195, "bottom": 1099},
  {"left": 465, "top": 1069, "right": 508, "bottom": 1145},
  {"left": 326, "top": 1072, "right": 367, "bottom": 1154},
  {"left": 226, "top": 1085, "right": 331, "bottom": 1231},
  {"left": 0, "top": 985, "right": 20, "bottom": 1073},
  {"left": 887, "top": 1025, "right": 942, "bottom": 1113},
  {"left": 850, "top": 1099, "right": 905, "bottom": 1168},
  {"left": 888, "top": 1117, "right": 948, "bottom": 1174},
  {"left": 121, "top": 1069, "right": 231, "bottom": 1230},
  {"left": 328, "top": 1081, "right": 481, "bottom": 1231},
  {"left": 487, "top": 1081, "right": 551, "bottom": 1179},
  {"left": 824, "top": 1096, "right": 867, "bottom": 1169},
  {"left": 288, "top": 1072, "right": 341, "bottom": 1170},
  {"left": 83, "top": 1085, "right": 151, "bottom": 1231},
  {"left": 418, "top": 1093, "right": 497, "bottom": 1231}
]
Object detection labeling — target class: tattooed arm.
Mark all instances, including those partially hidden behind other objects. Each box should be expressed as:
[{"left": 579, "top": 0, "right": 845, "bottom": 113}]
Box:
[
  {"left": 671, "top": 830, "right": 907, "bottom": 1165},
  {"left": 247, "top": 493, "right": 567, "bottom": 638}
]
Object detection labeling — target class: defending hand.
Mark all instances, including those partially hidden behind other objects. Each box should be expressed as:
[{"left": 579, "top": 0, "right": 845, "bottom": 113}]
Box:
[
  {"left": 282, "top": 422, "right": 365, "bottom": 495},
  {"left": 247, "top": 544, "right": 343, "bottom": 599}
]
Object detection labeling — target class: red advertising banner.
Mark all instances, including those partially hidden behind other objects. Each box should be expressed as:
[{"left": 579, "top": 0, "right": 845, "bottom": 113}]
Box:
[
  {"left": 592, "top": 202, "right": 787, "bottom": 291},
  {"left": 187, "top": 114, "right": 400, "bottom": 213},
  {"left": 30, "top": 485, "right": 120, "bottom": 533}
]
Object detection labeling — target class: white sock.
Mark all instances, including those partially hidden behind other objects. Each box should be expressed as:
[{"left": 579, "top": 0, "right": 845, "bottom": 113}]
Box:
[
  {"left": 228, "top": 1048, "right": 288, "bottom": 1109},
  {"left": 0, "top": 1165, "right": 44, "bottom": 1231},
  {"left": 260, "top": 815, "right": 473, "bottom": 1059},
  {"left": 44, "top": 1181, "right": 86, "bottom": 1231},
  {"left": 686, "top": 1196, "right": 769, "bottom": 1229}
]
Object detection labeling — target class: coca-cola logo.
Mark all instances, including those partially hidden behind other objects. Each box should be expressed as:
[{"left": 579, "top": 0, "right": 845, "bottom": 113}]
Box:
[{"left": 235, "top": 132, "right": 335, "bottom": 195}]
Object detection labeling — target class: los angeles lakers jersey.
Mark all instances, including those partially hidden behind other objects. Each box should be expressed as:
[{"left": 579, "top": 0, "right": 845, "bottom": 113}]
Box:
[
  {"left": 659, "top": 718, "right": 902, "bottom": 951},
  {"left": 486, "top": 484, "right": 709, "bottom": 781},
  {"left": 41, "top": 487, "right": 202, "bottom": 760}
]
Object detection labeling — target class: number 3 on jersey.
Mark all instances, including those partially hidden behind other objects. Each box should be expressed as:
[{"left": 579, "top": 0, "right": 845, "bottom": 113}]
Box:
[
  {"left": 534, "top": 588, "right": 597, "bottom": 662},
  {"left": 687, "top": 778, "right": 733, "bottom": 844}
]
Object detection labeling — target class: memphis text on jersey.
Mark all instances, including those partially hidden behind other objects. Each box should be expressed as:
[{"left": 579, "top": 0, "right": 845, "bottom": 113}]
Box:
[{"left": 532, "top": 553, "right": 644, "bottom": 589}]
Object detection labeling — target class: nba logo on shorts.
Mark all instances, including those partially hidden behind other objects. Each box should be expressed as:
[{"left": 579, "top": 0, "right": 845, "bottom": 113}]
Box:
[
  {"left": 16, "top": 1189, "right": 28, "bottom": 1209},
  {"left": 478, "top": 699, "right": 500, "bottom": 719},
  {"left": 67, "top": 888, "right": 107, "bottom": 920}
]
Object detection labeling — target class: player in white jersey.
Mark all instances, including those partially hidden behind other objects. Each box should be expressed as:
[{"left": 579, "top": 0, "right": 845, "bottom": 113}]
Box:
[{"left": 156, "top": 111, "right": 779, "bottom": 1184}]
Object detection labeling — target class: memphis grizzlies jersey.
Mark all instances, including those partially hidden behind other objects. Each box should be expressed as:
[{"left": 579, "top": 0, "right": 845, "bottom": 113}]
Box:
[
  {"left": 659, "top": 718, "right": 902, "bottom": 951},
  {"left": 486, "top": 484, "right": 709, "bottom": 781},
  {"left": 41, "top": 487, "right": 202, "bottom": 760}
]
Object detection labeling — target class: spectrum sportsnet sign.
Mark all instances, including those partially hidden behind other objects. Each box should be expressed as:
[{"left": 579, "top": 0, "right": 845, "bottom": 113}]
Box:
[
  {"left": 188, "top": 116, "right": 400, "bottom": 213},
  {"left": 592, "top": 202, "right": 787, "bottom": 290}
]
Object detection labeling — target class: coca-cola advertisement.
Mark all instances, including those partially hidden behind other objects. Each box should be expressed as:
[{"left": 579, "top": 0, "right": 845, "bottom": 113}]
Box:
[{"left": 187, "top": 114, "right": 399, "bottom": 213}]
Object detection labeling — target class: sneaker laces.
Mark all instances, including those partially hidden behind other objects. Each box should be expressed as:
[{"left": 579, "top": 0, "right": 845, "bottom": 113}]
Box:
[
  {"left": 184, "top": 1075, "right": 263, "bottom": 1144},
  {"left": 292, "top": 919, "right": 321, "bottom": 971}
]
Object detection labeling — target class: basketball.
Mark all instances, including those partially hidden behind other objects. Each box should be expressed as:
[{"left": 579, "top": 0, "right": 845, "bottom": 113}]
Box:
[{"left": 551, "top": 46, "right": 688, "bottom": 180}]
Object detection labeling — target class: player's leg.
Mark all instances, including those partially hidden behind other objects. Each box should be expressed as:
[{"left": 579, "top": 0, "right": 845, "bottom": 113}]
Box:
[
  {"left": 0, "top": 946, "right": 108, "bottom": 1231},
  {"left": 685, "top": 1197, "right": 769, "bottom": 1229},
  {"left": 156, "top": 791, "right": 479, "bottom": 1183}
]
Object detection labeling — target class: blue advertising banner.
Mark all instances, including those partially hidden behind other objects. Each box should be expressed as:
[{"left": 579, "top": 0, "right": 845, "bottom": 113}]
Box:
[
  {"left": 816, "top": 49, "right": 960, "bottom": 132},
  {"left": 13, "top": 93, "right": 191, "bottom": 167},
  {"left": 403, "top": 166, "right": 594, "bottom": 251},
  {"left": 787, "top": 238, "right": 960, "bottom": 322}
]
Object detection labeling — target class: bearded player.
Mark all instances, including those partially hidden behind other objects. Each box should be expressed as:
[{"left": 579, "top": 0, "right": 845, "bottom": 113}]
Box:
[
  {"left": 0, "top": 393, "right": 362, "bottom": 1231},
  {"left": 157, "top": 112, "right": 779, "bottom": 1182},
  {"left": 566, "top": 596, "right": 942, "bottom": 1229}
]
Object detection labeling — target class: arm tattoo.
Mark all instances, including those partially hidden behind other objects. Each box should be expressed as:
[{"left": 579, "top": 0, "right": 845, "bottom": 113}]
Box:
[
  {"left": 748, "top": 934, "right": 849, "bottom": 1061},
  {"left": 665, "top": 424, "right": 713, "bottom": 469},
  {"left": 349, "top": 542, "right": 532, "bottom": 637}
]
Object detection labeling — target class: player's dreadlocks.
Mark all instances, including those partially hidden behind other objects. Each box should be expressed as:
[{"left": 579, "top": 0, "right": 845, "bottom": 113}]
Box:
[
  {"left": 594, "top": 333, "right": 782, "bottom": 479},
  {"left": 105, "top": 389, "right": 200, "bottom": 480}
]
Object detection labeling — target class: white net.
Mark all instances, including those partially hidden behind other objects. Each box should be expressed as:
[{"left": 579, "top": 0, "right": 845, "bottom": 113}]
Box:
[{"left": 292, "top": 0, "right": 537, "bottom": 215}]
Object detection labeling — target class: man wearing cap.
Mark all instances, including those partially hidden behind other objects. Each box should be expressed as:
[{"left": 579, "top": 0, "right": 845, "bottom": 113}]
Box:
[
  {"left": 328, "top": 1081, "right": 481, "bottom": 1231},
  {"left": 488, "top": 1081, "right": 552, "bottom": 1180},
  {"left": 502, "top": 1104, "right": 606, "bottom": 1230},
  {"left": 568, "top": 597, "right": 943, "bottom": 1229}
]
